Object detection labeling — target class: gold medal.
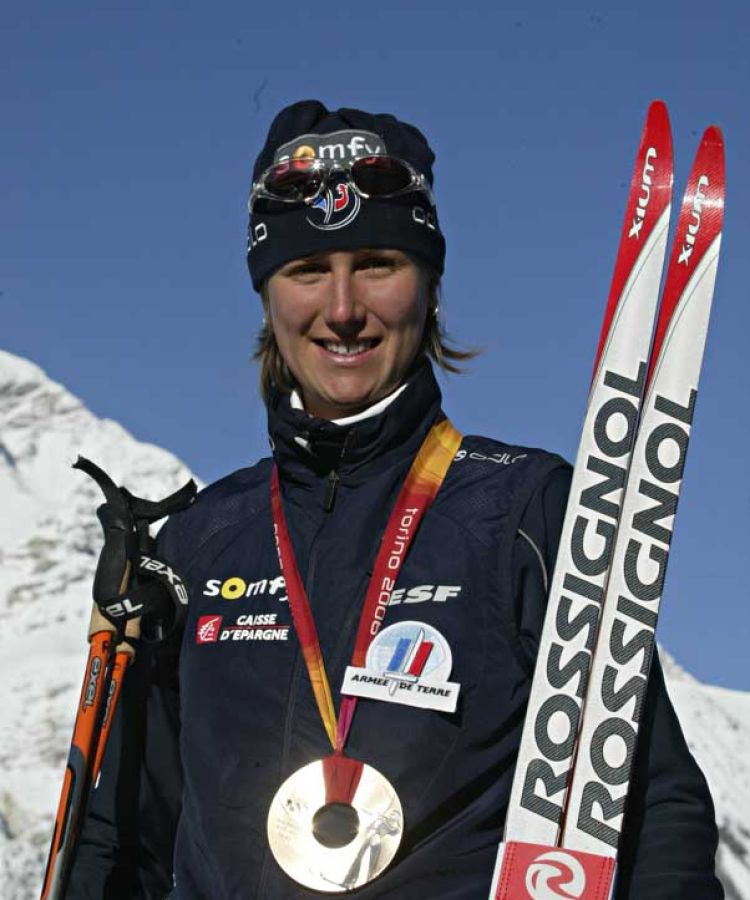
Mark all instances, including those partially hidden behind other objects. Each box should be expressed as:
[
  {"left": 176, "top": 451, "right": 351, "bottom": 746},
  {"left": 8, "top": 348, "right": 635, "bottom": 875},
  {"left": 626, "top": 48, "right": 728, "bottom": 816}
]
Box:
[{"left": 267, "top": 757, "right": 403, "bottom": 892}]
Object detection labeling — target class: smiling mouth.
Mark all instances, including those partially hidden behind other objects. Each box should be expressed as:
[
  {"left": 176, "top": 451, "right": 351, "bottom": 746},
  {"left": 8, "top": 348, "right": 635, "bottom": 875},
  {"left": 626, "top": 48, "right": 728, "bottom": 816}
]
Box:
[{"left": 315, "top": 338, "right": 380, "bottom": 357}]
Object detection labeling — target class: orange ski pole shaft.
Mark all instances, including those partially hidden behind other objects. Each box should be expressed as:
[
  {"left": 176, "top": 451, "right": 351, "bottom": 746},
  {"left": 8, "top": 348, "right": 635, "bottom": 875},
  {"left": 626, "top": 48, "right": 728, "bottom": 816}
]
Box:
[
  {"left": 91, "top": 648, "right": 132, "bottom": 786},
  {"left": 41, "top": 604, "right": 138, "bottom": 900}
]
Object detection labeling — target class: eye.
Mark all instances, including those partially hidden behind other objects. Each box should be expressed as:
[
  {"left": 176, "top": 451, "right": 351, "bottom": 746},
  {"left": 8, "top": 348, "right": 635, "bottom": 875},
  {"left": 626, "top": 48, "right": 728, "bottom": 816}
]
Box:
[
  {"left": 357, "top": 255, "right": 394, "bottom": 272},
  {"left": 286, "top": 261, "right": 327, "bottom": 278}
]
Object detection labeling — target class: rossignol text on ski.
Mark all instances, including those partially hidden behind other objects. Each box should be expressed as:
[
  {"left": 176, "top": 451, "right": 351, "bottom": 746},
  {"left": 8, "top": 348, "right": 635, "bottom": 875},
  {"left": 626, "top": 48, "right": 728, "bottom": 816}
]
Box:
[{"left": 489, "top": 103, "right": 725, "bottom": 900}]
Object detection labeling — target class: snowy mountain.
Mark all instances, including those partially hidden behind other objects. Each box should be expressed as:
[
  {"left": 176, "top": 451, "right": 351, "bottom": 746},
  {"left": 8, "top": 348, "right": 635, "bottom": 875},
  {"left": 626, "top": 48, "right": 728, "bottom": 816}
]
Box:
[
  {"left": 660, "top": 653, "right": 750, "bottom": 899},
  {"left": 0, "top": 350, "right": 197, "bottom": 898},
  {"left": 0, "top": 349, "right": 748, "bottom": 899}
]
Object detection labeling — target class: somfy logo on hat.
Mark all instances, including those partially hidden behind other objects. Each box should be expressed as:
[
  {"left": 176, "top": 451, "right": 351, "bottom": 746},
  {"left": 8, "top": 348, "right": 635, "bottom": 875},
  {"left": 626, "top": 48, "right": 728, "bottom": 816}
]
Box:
[{"left": 274, "top": 129, "right": 385, "bottom": 163}]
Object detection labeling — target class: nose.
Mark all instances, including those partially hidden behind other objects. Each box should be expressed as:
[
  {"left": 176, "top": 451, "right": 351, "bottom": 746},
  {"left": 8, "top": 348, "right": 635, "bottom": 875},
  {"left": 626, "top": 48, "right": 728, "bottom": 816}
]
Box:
[{"left": 323, "top": 262, "right": 366, "bottom": 333}]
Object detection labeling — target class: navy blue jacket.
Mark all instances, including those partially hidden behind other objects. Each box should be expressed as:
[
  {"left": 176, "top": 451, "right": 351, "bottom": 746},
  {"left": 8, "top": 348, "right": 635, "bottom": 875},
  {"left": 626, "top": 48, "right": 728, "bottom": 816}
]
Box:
[{"left": 68, "top": 362, "right": 722, "bottom": 899}]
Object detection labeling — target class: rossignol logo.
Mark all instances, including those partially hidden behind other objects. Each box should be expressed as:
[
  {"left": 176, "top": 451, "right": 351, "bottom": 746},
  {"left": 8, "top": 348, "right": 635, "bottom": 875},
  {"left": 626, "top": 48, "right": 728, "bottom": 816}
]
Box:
[
  {"left": 525, "top": 850, "right": 586, "bottom": 899},
  {"left": 575, "top": 388, "right": 695, "bottom": 848},
  {"left": 195, "top": 612, "right": 290, "bottom": 643},
  {"left": 678, "top": 174, "right": 710, "bottom": 266},
  {"left": 203, "top": 575, "right": 287, "bottom": 601},
  {"left": 520, "top": 363, "right": 646, "bottom": 824},
  {"left": 628, "top": 147, "right": 658, "bottom": 239},
  {"left": 82, "top": 656, "right": 102, "bottom": 709},
  {"left": 274, "top": 130, "right": 384, "bottom": 164},
  {"left": 495, "top": 840, "right": 615, "bottom": 900}
]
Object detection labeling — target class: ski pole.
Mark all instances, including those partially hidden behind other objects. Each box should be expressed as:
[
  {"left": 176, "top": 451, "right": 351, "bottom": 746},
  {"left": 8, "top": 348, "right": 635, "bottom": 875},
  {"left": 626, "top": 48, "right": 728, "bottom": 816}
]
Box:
[
  {"left": 40, "top": 458, "right": 196, "bottom": 900},
  {"left": 40, "top": 592, "right": 138, "bottom": 899}
]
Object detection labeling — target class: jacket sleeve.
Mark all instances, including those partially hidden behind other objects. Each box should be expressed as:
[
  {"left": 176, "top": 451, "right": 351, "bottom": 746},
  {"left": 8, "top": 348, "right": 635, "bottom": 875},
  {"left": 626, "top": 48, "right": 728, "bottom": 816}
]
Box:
[
  {"left": 512, "top": 466, "right": 723, "bottom": 900},
  {"left": 65, "top": 525, "right": 184, "bottom": 900}
]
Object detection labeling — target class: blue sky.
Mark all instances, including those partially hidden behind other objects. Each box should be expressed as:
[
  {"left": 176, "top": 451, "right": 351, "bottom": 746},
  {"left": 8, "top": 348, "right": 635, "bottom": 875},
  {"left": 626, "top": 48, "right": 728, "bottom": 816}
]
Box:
[{"left": 2, "top": 1, "right": 748, "bottom": 690}]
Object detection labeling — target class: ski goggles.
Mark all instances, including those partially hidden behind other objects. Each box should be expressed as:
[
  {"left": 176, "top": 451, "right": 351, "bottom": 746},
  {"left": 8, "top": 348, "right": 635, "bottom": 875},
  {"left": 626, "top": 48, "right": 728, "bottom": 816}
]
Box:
[{"left": 248, "top": 154, "right": 435, "bottom": 211}]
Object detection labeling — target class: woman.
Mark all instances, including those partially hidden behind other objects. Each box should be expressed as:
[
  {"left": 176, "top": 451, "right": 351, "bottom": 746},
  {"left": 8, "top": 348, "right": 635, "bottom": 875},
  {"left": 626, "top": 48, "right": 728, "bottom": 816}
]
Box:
[{"left": 69, "top": 100, "right": 722, "bottom": 899}]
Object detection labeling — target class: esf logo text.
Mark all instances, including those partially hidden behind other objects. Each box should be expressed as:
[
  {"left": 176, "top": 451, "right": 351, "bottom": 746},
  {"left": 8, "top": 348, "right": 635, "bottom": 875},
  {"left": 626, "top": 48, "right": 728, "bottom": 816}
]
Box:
[{"left": 389, "top": 584, "right": 462, "bottom": 605}]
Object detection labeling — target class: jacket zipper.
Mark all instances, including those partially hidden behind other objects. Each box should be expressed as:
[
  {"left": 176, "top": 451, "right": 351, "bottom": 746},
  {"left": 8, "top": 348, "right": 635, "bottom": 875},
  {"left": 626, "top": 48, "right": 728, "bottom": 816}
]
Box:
[{"left": 324, "top": 469, "right": 340, "bottom": 512}]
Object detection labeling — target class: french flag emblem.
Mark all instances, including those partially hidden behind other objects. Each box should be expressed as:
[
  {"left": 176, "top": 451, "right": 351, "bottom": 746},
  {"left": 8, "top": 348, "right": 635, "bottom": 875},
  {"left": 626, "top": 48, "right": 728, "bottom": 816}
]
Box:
[{"left": 384, "top": 628, "right": 433, "bottom": 685}]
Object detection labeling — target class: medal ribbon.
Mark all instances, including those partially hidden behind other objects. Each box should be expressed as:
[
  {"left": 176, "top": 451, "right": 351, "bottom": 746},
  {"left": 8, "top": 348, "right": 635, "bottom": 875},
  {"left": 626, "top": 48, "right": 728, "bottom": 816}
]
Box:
[{"left": 270, "top": 418, "right": 462, "bottom": 754}]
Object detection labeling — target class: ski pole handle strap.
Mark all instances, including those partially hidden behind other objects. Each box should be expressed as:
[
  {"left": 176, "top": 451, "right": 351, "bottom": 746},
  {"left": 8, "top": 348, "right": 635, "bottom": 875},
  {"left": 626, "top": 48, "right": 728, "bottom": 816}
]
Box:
[
  {"left": 97, "top": 554, "right": 190, "bottom": 632},
  {"left": 74, "top": 455, "right": 196, "bottom": 639},
  {"left": 88, "top": 606, "right": 139, "bottom": 655}
]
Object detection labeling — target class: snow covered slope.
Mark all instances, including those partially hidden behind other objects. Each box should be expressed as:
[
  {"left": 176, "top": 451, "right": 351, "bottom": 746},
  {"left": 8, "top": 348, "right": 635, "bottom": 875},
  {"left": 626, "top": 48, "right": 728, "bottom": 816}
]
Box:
[
  {"left": 0, "top": 350, "right": 197, "bottom": 898},
  {"left": 661, "top": 652, "right": 750, "bottom": 899},
  {"left": 0, "top": 349, "right": 747, "bottom": 899}
]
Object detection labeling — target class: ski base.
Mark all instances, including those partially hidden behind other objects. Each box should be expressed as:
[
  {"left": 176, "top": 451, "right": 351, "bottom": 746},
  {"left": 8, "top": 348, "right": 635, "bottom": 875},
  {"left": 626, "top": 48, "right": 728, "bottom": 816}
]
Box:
[{"left": 489, "top": 841, "right": 616, "bottom": 900}]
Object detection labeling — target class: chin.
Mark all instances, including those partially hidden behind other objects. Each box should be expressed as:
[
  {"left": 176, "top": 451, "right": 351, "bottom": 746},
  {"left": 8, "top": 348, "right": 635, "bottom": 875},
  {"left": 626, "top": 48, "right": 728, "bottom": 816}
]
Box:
[{"left": 308, "top": 386, "right": 382, "bottom": 420}]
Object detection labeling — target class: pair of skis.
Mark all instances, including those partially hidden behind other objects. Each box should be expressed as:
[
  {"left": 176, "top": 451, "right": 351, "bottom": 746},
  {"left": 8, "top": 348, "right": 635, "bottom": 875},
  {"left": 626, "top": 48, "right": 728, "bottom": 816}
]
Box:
[{"left": 490, "top": 101, "right": 725, "bottom": 900}]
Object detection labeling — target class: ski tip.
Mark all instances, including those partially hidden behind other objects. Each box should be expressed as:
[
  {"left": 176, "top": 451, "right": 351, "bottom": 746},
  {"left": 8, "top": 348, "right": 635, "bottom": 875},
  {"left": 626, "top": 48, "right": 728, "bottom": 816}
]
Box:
[
  {"left": 591, "top": 100, "right": 675, "bottom": 384},
  {"left": 703, "top": 124, "right": 724, "bottom": 145},
  {"left": 646, "top": 100, "right": 673, "bottom": 155},
  {"left": 645, "top": 119, "right": 726, "bottom": 389},
  {"left": 647, "top": 98, "right": 669, "bottom": 122},
  {"left": 701, "top": 125, "right": 725, "bottom": 171},
  {"left": 693, "top": 125, "right": 726, "bottom": 208}
]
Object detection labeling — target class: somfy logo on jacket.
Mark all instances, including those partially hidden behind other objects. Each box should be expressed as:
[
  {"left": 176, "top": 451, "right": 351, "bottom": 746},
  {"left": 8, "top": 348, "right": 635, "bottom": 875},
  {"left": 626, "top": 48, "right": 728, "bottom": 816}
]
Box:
[{"left": 202, "top": 575, "right": 287, "bottom": 601}]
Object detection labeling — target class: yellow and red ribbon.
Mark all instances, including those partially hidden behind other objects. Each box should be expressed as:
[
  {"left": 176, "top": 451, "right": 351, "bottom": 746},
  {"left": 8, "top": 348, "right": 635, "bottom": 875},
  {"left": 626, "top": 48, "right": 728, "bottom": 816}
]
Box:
[{"left": 270, "top": 418, "right": 462, "bottom": 754}]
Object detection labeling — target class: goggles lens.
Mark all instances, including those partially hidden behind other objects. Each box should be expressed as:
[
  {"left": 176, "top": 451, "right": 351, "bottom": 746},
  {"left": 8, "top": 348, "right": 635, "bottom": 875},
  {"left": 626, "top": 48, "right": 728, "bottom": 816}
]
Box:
[
  {"left": 264, "top": 159, "right": 323, "bottom": 202},
  {"left": 351, "top": 156, "right": 414, "bottom": 195},
  {"left": 255, "top": 155, "right": 426, "bottom": 207}
]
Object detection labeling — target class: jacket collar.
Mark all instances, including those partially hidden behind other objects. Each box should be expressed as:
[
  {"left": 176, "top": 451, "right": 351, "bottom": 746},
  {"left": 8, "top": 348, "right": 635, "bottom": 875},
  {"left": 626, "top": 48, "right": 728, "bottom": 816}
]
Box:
[{"left": 267, "top": 359, "right": 443, "bottom": 481}]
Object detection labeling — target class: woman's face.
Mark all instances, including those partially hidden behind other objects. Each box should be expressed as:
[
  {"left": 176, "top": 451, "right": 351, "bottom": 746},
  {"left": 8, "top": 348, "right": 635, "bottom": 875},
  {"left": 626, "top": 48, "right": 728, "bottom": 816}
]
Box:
[{"left": 267, "top": 248, "right": 429, "bottom": 420}]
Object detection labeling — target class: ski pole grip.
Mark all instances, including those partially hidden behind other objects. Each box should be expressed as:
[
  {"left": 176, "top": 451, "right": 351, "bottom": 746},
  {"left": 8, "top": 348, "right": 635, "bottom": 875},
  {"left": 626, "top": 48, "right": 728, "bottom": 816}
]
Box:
[
  {"left": 87, "top": 606, "right": 139, "bottom": 656},
  {"left": 87, "top": 562, "right": 140, "bottom": 657}
]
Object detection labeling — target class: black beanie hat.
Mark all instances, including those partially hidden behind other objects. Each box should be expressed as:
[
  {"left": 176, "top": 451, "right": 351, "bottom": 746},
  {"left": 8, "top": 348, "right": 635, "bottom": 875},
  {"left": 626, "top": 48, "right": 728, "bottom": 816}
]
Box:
[{"left": 246, "top": 100, "right": 445, "bottom": 291}]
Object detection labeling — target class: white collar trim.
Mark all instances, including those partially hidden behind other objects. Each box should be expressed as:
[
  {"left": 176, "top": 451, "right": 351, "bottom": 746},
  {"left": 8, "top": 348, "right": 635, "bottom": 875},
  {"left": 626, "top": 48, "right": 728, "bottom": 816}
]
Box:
[{"left": 290, "top": 383, "right": 408, "bottom": 425}]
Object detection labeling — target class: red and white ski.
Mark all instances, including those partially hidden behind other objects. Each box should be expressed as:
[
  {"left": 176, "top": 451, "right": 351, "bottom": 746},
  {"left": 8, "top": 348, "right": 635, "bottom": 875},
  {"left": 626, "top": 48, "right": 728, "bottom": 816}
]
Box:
[
  {"left": 561, "top": 126, "right": 725, "bottom": 859},
  {"left": 502, "top": 101, "right": 673, "bottom": 845},
  {"left": 490, "top": 108, "right": 725, "bottom": 900}
]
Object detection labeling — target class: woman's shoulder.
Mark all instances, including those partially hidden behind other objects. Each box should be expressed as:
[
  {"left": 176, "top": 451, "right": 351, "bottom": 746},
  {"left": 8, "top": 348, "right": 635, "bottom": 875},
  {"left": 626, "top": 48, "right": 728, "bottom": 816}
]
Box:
[
  {"left": 198, "top": 455, "right": 274, "bottom": 502},
  {"left": 157, "top": 456, "right": 273, "bottom": 566},
  {"left": 435, "top": 430, "right": 571, "bottom": 534},
  {"left": 451, "top": 432, "right": 570, "bottom": 482}
]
